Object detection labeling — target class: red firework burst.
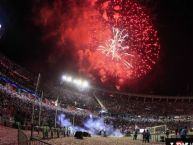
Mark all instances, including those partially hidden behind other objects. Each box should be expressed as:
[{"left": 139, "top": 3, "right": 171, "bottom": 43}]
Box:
[
  {"left": 36, "top": 0, "right": 160, "bottom": 90},
  {"left": 78, "top": 0, "right": 160, "bottom": 89}
]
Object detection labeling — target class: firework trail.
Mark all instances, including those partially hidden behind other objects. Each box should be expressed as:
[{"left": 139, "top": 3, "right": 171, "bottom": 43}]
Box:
[{"left": 98, "top": 27, "right": 134, "bottom": 68}]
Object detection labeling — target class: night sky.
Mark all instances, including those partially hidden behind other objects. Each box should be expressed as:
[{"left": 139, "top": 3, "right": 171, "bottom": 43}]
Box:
[{"left": 0, "top": 0, "right": 193, "bottom": 96}]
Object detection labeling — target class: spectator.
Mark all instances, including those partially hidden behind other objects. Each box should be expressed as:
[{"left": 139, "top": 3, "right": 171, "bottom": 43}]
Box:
[{"left": 142, "top": 130, "right": 146, "bottom": 142}]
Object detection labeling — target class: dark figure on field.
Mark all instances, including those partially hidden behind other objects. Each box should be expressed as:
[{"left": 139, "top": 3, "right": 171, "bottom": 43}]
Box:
[
  {"left": 142, "top": 130, "right": 146, "bottom": 142},
  {"left": 166, "top": 129, "right": 169, "bottom": 138},
  {"left": 180, "top": 126, "right": 188, "bottom": 140},
  {"left": 133, "top": 130, "right": 138, "bottom": 140},
  {"left": 51, "top": 128, "right": 53, "bottom": 138},
  {"left": 175, "top": 128, "right": 178, "bottom": 137},
  {"left": 146, "top": 130, "right": 150, "bottom": 143}
]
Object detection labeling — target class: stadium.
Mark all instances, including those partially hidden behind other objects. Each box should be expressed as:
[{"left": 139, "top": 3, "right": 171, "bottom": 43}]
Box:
[{"left": 1, "top": 0, "right": 193, "bottom": 145}]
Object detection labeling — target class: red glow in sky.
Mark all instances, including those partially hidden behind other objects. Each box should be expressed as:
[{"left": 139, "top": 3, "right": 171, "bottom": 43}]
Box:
[{"left": 36, "top": 0, "right": 160, "bottom": 90}]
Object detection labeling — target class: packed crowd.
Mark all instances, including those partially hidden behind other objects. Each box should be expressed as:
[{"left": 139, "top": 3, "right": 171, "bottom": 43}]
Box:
[
  {"left": 0, "top": 81, "right": 95, "bottom": 127},
  {"left": 95, "top": 92, "right": 193, "bottom": 117}
]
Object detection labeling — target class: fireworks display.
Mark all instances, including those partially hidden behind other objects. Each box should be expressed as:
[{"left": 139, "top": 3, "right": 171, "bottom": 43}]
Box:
[
  {"left": 36, "top": 0, "right": 160, "bottom": 90},
  {"left": 98, "top": 27, "right": 134, "bottom": 68}
]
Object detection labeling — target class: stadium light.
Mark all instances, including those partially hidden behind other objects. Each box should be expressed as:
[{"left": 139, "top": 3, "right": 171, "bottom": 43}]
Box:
[
  {"left": 0, "top": 24, "right": 1, "bottom": 29},
  {"left": 61, "top": 74, "right": 90, "bottom": 89},
  {"left": 73, "top": 79, "right": 81, "bottom": 86},
  {"left": 62, "top": 75, "right": 67, "bottom": 81},
  {"left": 82, "top": 81, "right": 89, "bottom": 88},
  {"left": 66, "top": 76, "right": 72, "bottom": 82}
]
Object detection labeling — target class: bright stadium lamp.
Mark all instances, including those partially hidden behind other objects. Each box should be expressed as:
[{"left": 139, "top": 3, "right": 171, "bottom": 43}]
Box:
[
  {"left": 61, "top": 74, "right": 90, "bottom": 90},
  {"left": 72, "top": 79, "right": 76, "bottom": 84},
  {"left": 66, "top": 76, "right": 72, "bottom": 82},
  {"left": 82, "top": 81, "right": 89, "bottom": 88},
  {"left": 73, "top": 79, "right": 81, "bottom": 86},
  {"left": 0, "top": 24, "right": 1, "bottom": 29},
  {"left": 62, "top": 75, "right": 67, "bottom": 81},
  {"left": 72, "top": 79, "right": 77, "bottom": 84},
  {"left": 76, "top": 79, "right": 82, "bottom": 86}
]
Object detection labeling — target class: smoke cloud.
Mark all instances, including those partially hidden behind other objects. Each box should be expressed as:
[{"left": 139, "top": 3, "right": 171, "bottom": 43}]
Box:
[{"left": 57, "top": 113, "right": 123, "bottom": 137}]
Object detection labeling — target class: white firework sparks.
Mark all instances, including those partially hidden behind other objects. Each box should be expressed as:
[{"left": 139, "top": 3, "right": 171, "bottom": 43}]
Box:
[{"left": 98, "top": 27, "right": 133, "bottom": 68}]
